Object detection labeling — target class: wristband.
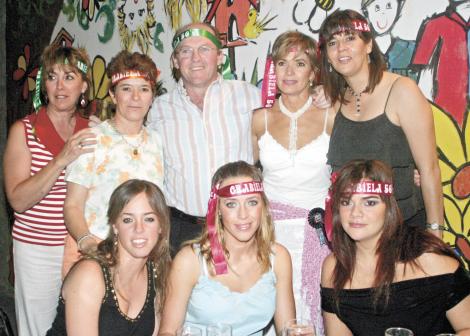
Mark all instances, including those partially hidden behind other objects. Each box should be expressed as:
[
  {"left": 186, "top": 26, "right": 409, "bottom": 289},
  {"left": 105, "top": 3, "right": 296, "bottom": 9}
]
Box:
[{"left": 77, "top": 233, "right": 94, "bottom": 251}]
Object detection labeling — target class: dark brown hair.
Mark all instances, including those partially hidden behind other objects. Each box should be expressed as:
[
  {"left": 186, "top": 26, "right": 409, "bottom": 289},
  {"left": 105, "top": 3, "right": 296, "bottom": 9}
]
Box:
[
  {"left": 89, "top": 179, "right": 171, "bottom": 312},
  {"left": 330, "top": 160, "right": 457, "bottom": 310},
  {"left": 271, "top": 30, "right": 319, "bottom": 90},
  {"left": 189, "top": 161, "right": 275, "bottom": 273},
  {"left": 40, "top": 45, "right": 92, "bottom": 113},
  {"left": 318, "top": 9, "right": 386, "bottom": 105}
]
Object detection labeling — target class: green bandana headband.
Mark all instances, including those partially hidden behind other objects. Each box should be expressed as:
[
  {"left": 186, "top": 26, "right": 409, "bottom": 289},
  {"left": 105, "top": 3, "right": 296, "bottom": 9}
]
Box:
[
  {"left": 172, "top": 28, "right": 222, "bottom": 49},
  {"left": 32, "top": 59, "right": 88, "bottom": 111}
]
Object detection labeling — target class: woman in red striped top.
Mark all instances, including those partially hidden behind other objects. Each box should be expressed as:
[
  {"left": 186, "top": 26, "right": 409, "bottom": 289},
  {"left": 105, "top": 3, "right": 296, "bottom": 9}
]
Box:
[{"left": 4, "top": 45, "right": 96, "bottom": 336}]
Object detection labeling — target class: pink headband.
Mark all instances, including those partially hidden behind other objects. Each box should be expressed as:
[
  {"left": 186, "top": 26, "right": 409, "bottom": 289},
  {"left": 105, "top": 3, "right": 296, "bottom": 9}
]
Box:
[
  {"left": 206, "top": 181, "right": 264, "bottom": 275},
  {"left": 111, "top": 70, "right": 157, "bottom": 85},
  {"left": 324, "top": 177, "right": 393, "bottom": 242}
]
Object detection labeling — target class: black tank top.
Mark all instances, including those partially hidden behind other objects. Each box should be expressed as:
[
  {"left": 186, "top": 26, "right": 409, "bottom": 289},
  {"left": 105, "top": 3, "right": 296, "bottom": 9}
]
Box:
[
  {"left": 327, "top": 80, "right": 424, "bottom": 222},
  {"left": 47, "top": 259, "right": 156, "bottom": 335}
]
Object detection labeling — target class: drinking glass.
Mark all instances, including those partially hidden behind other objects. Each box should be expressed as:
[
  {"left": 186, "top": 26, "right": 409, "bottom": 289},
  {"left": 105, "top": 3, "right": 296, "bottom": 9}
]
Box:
[
  {"left": 176, "top": 325, "right": 202, "bottom": 336},
  {"left": 207, "top": 323, "right": 232, "bottom": 336},
  {"left": 384, "top": 327, "right": 414, "bottom": 336},
  {"left": 285, "top": 319, "right": 315, "bottom": 336},
  {"left": 435, "top": 334, "right": 456, "bottom": 336}
]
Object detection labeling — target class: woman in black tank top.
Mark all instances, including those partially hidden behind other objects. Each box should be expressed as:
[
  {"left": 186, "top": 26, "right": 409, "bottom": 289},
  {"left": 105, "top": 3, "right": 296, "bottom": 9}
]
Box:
[
  {"left": 318, "top": 9, "right": 444, "bottom": 237},
  {"left": 47, "top": 179, "right": 171, "bottom": 335}
]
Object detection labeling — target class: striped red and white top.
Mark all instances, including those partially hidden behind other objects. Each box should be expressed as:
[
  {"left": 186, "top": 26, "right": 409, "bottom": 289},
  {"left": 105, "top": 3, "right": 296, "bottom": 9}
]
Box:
[
  {"left": 149, "top": 77, "right": 261, "bottom": 217},
  {"left": 12, "top": 117, "right": 68, "bottom": 246}
]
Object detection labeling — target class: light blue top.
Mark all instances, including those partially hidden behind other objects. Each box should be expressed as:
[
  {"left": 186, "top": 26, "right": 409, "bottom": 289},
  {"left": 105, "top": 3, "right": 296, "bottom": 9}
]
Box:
[{"left": 185, "top": 245, "right": 277, "bottom": 336}]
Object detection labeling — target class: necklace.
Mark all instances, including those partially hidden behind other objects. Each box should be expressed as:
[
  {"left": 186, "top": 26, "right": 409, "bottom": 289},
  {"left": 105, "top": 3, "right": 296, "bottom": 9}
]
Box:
[
  {"left": 347, "top": 86, "right": 367, "bottom": 114},
  {"left": 278, "top": 95, "right": 313, "bottom": 157},
  {"left": 109, "top": 119, "right": 145, "bottom": 157}
]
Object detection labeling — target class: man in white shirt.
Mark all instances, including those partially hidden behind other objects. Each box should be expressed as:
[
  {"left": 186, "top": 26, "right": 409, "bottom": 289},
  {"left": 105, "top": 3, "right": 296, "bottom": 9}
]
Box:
[{"left": 149, "top": 23, "right": 261, "bottom": 255}]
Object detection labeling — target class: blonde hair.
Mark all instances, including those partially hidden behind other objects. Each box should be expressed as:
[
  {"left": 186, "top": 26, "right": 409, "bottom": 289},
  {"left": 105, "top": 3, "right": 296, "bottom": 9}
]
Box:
[{"left": 188, "top": 161, "right": 275, "bottom": 273}]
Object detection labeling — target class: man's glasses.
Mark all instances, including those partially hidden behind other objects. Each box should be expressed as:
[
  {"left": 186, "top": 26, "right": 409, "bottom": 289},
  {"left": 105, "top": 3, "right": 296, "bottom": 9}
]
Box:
[{"left": 176, "top": 45, "right": 218, "bottom": 59}]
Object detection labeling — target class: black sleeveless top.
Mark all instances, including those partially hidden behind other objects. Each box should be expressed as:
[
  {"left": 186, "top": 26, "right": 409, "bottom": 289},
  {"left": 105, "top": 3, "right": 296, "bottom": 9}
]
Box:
[
  {"left": 47, "top": 259, "right": 156, "bottom": 335},
  {"left": 327, "top": 81, "right": 424, "bottom": 223},
  {"left": 321, "top": 266, "right": 470, "bottom": 336}
]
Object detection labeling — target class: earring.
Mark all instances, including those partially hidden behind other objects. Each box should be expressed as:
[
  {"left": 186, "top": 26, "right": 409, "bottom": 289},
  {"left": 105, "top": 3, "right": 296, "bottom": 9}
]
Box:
[
  {"left": 44, "top": 95, "right": 49, "bottom": 105},
  {"left": 79, "top": 93, "right": 87, "bottom": 108},
  {"left": 367, "top": 54, "right": 371, "bottom": 64},
  {"left": 329, "top": 64, "right": 333, "bottom": 73},
  {"left": 309, "top": 80, "right": 314, "bottom": 87},
  {"left": 113, "top": 234, "right": 118, "bottom": 246}
]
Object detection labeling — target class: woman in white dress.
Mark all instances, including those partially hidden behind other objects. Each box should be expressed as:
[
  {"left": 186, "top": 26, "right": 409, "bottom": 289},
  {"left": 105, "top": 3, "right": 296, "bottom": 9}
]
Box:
[{"left": 252, "top": 31, "right": 334, "bottom": 334}]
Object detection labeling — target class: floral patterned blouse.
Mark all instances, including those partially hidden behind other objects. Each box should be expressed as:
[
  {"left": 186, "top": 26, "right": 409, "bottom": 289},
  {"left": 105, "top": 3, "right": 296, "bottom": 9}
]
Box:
[{"left": 66, "top": 120, "right": 164, "bottom": 239}]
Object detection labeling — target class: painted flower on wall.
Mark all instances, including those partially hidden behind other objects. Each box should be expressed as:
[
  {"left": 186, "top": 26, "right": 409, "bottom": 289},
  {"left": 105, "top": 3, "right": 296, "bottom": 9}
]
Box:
[
  {"left": 432, "top": 103, "right": 470, "bottom": 269},
  {"left": 88, "top": 55, "right": 113, "bottom": 120},
  {"left": 13, "top": 44, "right": 39, "bottom": 101}
]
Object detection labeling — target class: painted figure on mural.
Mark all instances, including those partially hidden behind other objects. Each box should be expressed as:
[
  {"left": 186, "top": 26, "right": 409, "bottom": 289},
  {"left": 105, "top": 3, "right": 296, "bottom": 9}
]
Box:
[
  {"left": 411, "top": 0, "right": 470, "bottom": 127},
  {"left": 361, "top": 0, "right": 418, "bottom": 80},
  {"left": 117, "top": 0, "right": 156, "bottom": 54}
]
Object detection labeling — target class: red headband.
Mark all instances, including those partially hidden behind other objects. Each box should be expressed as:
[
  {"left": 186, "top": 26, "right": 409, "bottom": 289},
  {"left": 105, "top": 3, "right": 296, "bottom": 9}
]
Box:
[
  {"left": 324, "top": 177, "right": 393, "bottom": 242},
  {"left": 206, "top": 181, "right": 264, "bottom": 275},
  {"left": 111, "top": 70, "right": 158, "bottom": 85}
]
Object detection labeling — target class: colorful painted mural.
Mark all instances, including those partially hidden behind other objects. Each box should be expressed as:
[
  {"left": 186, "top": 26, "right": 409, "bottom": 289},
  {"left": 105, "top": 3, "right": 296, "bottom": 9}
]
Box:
[{"left": 6, "top": 0, "right": 470, "bottom": 269}]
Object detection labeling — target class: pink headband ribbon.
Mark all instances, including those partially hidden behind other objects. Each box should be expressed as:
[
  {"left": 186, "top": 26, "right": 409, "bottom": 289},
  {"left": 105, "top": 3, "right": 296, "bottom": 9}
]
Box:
[
  {"left": 206, "top": 181, "right": 264, "bottom": 275},
  {"left": 261, "top": 56, "right": 277, "bottom": 108},
  {"left": 324, "top": 176, "right": 393, "bottom": 242}
]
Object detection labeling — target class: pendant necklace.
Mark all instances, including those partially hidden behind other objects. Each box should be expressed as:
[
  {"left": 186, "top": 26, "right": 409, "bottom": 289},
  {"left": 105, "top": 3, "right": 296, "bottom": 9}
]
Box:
[
  {"left": 278, "top": 95, "right": 313, "bottom": 159},
  {"left": 347, "top": 86, "right": 367, "bottom": 115},
  {"left": 109, "top": 119, "right": 145, "bottom": 157}
]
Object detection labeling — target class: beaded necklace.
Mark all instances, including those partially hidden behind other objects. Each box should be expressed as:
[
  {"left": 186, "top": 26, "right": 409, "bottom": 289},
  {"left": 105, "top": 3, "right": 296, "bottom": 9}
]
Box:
[
  {"left": 347, "top": 86, "right": 367, "bottom": 115},
  {"left": 278, "top": 95, "right": 313, "bottom": 159}
]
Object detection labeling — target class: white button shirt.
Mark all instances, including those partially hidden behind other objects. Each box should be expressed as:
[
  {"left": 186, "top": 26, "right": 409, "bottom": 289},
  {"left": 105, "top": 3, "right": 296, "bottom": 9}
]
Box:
[{"left": 149, "top": 76, "right": 261, "bottom": 216}]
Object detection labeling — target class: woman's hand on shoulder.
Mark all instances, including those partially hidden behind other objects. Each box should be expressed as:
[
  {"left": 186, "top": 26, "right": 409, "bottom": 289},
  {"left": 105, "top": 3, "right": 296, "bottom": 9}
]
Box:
[
  {"left": 62, "top": 259, "right": 104, "bottom": 336},
  {"left": 312, "top": 85, "right": 332, "bottom": 109},
  {"left": 56, "top": 128, "right": 97, "bottom": 168}
]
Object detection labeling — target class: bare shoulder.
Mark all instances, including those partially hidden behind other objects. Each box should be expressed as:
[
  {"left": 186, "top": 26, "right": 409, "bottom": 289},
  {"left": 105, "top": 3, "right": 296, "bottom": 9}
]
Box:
[
  {"left": 172, "top": 245, "right": 200, "bottom": 275},
  {"left": 388, "top": 73, "right": 422, "bottom": 98},
  {"left": 417, "top": 252, "right": 460, "bottom": 276},
  {"left": 62, "top": 259, "right": 105, "bottom": 300},
  {"left": 272, "top": 243, "right": 292, "bottom": 275},
  {"left": 321, "top": 253, "right": 336, "bottom": 287},
  {"left": 272, "top": 242, "right": 290, "bottom": 260}
]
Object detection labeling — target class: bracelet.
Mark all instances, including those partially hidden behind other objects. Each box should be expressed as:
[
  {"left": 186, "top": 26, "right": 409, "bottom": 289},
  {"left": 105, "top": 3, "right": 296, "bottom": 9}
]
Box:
[
  {"left": 425, "top": 222, "right": 447, "bottom": 231},
  {"left": 77, "top": 233, "right": 94, "bottom": 251}
]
